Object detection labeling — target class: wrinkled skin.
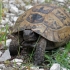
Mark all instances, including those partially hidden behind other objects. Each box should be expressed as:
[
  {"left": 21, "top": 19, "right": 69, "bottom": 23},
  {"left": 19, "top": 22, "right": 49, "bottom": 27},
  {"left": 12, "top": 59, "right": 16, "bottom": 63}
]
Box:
[{"left": 9, "top": 29, "right": 55, "bottom": 65}]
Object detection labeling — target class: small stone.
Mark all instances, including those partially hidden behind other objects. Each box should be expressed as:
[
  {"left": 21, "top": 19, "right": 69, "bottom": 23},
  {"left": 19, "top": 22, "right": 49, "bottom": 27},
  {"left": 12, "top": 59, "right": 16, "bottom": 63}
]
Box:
[
  {"left": 0, "top": 51, "right": 2, "bottom": 56},
  {"left": 3, "top": 67, "right": 16, "bottom": 70},
  {"left": 56, "top": 0, "right": 64, "bottom": 2},
  {"left": 68, "top": 6, "right": 70, "bottom": 9},
  {"left": 12, "top": 58, "right": 23, "bottom": 63},
  {"left": 3, "top": 0, "right": 8, "bottom": 2},
  {"left": 37, "top": 0, "right": 45, "bottom": 3},
  {"left": 25, "top": 5, "right": 33, "bottom": 10},
  {"left": 61, "top": 67, "right": 67, "bottom": 70},
  {"left": 50, "top": 63, "right": 60, "bottom": 70},
  {"left": 10, "top": 16, "right": 18, "bottom": 23},
  {"left": 0, "top": 25, "right": 5, "bottom": 28},
  {"left": 3, "top": 3, "right": 9, "bottom": 9},
  {"left": 1, "top": 18, "right": 9, "bottom": 25},
  {"left": 0, "top": 64, "right": 5, "bottom": 69},
  {"left": 16, "top": 62, "right": 22, "bottom": 65},
  {"left": 0, "top": 49, "right": 11, "bottom": 61},
  {"left": 9, "top": 4, "right": 19, "bottom": 14},
  {"left": 6, "top": 39, "right": 12, "bottom": 47},
  {"left": 13, "top": 17, "right": 18, "bottom": 22},
  {"left": 9, "top": 0, "right": 16, "bottom": 4},
  {"left": 30, "top": 66, "right": 39, "bottom": 70},
  {"left": 24, "top": 0, "right": 31, "bottom": 3},
  {"left": 33, "top": 0, "right": 38, "bottom": 3},
  {"left": 18, "top": 10, "right": 25, "bottom": 15}
]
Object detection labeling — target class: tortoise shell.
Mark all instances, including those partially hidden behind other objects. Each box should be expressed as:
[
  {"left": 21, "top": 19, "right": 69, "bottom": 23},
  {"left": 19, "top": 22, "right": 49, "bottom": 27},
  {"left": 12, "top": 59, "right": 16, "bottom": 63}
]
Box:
[{"left": 12, "top": 4, "right": 70, "bottom": 42}]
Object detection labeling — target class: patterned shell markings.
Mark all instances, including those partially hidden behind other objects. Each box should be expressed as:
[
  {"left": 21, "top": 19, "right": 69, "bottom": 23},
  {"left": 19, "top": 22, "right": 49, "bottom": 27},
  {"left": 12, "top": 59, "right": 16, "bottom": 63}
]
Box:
[{"left": 13, "top": 4, "right": 70, "bottom": 42}]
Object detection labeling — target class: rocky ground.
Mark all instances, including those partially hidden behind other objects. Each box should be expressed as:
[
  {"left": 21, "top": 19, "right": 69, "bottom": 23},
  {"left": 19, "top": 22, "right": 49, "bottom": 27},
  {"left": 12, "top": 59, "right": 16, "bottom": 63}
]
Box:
[{"left": 0, "top": 0, "right": 70, "bottom": 70}]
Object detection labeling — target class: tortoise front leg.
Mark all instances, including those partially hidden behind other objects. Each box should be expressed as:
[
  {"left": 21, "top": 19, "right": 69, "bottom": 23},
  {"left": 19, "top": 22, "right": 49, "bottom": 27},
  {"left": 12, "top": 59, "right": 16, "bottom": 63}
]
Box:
[
  {"left": 34, "top": 37, "right": 46, "bottom": 65},
  {"left": 9, "top": 35, "right": 20, "bottom": 56}
]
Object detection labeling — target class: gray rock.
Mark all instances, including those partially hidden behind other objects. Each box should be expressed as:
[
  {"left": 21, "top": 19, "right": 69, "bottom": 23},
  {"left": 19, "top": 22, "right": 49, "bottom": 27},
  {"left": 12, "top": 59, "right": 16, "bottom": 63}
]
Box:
[
  {"left": 9, "top": 4, "right": 19, "bottom": 14},
  {"left": 0, "top": 64, "right": 5, "bottom": 69},
  {"left": 24, "top": 5, "right": 33, "bottom": 10},
  {"left": 50, "top": 63, "right": 60, "bottom": 70},
  {"left": 0, "top": 49, "right": 11, "bottom": 61}
]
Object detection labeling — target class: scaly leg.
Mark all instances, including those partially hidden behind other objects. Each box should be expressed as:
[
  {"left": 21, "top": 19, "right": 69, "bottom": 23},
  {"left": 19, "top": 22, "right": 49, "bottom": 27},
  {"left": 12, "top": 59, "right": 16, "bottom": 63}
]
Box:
[{"left": 34, "top": 37, "right": 46, "bottom": 65}]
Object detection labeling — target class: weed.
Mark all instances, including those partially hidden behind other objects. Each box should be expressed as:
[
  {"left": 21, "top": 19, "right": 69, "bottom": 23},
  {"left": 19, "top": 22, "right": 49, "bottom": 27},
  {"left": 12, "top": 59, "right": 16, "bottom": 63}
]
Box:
[{"left": 45, "top": 42, "right": 70, "bottom": 69}]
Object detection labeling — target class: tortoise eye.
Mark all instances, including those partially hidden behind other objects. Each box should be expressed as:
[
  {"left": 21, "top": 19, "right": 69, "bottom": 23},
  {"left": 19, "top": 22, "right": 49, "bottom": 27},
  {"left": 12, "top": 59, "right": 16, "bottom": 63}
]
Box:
[{"left": 26, "top": 14, "right": 44, "bottom": 23}]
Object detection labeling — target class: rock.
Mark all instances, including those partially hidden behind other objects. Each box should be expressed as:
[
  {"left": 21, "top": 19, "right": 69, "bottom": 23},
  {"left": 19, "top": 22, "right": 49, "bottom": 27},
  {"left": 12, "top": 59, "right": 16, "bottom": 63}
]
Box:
[
  {"left": 8, "top": 21, "right": 14, "bottom": 26},
  {"left": 3, "top": 3, "right": 9, "bottom": 9},
  {"left": 9, "top": 0, "right": 16, "bottom": 4},
  {"left": 24, "top": 0, "right": 31, "bottom": 3},
  {"left": 3, "top": 67, "right": 16, "bottom": 70},
  {"left": 33, "top": 0, "right": 45, "bottom": 4},
  {"left": 13, "top": 17, "right": 18, "bottom": 22},
  {"left": 10, "top": 16, "right": 18, "bottom": 23},
  {"left": 0, "top": 39, "right": 12, "bottom": 49},
  {"left": 50, "top": 63, "right": 60, "bottom": 70},
  {"left": 12, "top": 58, "right": 23, "bottom": 63},
  {"left": 3, "top": 0, "right": 8, "bottom": 2},
  {"left": 0, "top": 49, "right": 11, "bottom": 61},
  {"left": 68, "top": 6, "right": 70, "bottom": 9},
  {"left": 56, "top": 0, "right": 64, "bottom": 2},
  {"left": 0, "top": 51, "right": 2, "bottom": 56},
  {"left": 18, "top": 10, "right": 25, "bottom": 15},
  {"left": 1, "top": 18, "right": 9, "bottom": 25},
  {"left": 0, "top": 25, "right": 5, "bottom": 28},
  {"left": 9, "top": 4, "right": 19, "bottom": 14},
  {"left": 30, "top": 66, "right": 39, "bottom": 70},
  {"left": 5, "top": 39, "right": 12, "bottom": 47},
  {"left": 37, "top": 0, "right": 45, "bottom": 3},
  {"left": 33, "top": 0, "right": 38, "bottom": 4},
  {"left": 25, "top": 5, "right": 33, "bottom": 10},
  {"left": 0, "top": 64, "right": 5, "bottom": 69},
  {"left": 61, "top": 67, "right": 70, "bottom": 70},
  {"left": 61, "top": 67, "right": 67, "bottom": 70}
]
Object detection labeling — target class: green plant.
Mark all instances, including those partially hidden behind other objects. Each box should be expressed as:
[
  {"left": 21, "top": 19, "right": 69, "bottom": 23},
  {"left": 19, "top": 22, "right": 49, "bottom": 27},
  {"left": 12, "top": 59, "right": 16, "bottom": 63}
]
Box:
[
  {"left": 55, "top": 42, "right": 70, "bottom": 69},
  {"left": 45, "top": 42, "right": 70, "bottom": 69},
  {"left": 0, "top": 0, "right": 2, "bottom": 22},
  {"left": 29, "top": 36, "right": 41, "bottom": 64},
  {"left": 0, "top": 0, "right": 9, "bottom": 49}
]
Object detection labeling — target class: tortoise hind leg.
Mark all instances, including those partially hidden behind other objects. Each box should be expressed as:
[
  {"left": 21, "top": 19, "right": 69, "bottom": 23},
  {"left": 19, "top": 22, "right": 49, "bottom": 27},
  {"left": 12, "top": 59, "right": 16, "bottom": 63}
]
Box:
[{"left": 34, "top": 37, "right": 46, "bottom": 65}]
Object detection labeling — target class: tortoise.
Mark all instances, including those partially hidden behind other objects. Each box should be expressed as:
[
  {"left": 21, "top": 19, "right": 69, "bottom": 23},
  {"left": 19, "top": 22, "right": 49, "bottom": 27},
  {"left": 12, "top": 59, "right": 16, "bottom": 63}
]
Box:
[{"left": 9, "top": 3, "right": 70, "bottom": 65}]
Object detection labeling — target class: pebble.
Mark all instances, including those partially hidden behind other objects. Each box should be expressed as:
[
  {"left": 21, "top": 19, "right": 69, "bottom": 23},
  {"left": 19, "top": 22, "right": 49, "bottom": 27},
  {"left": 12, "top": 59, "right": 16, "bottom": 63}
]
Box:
[
  {"left": 68, "top": 6, "right": 70, "bottom": 9},
  {"left": 56, "top": 0, "right": 64, "bottom": 2},
  {"left": 25, "top": 5, "right": 33, "bottom": 10},
  {"left": 33, "top": 0, "right": 38, "bottom": 4},
  {"left": 18, "top": 10, "right": 25, "bottom": 15},
  {"left": 61, "top": 67, "right": 67, "bottom": 70},
  {"left": 3, "top": 0, "right": 8, "bottom": 2},
  {"left": 5, "top": 39, "right": 12, "bottom": 47},
  {"left": 0, "top": 51, "right": 2, "bottom": 56},
  {"left": 11, "top": 58, "right": 23, "bottom": 63},
  {"left": 0, "top": 64, "right": 5, "bottom": 69},
  {"left": 0, "top": 49, "right": 11, "bottom": 61},
  {"left": 30, "top": 66, "right": 39, "bottom": 70},
  {"left": 50, "top": 63, "right": 60, "bottom": 70},
  {"left": 9, "top": 4, "right": 19, "bottom": 14},
  {"left": 37, "top": 0, "right": 45, "bottom": 3},
  {"left": 1, "top": 18, "right": 9, "bottom": 25},
  {"left": 39, "top": 68, "right": 44, "bottom": 70}
]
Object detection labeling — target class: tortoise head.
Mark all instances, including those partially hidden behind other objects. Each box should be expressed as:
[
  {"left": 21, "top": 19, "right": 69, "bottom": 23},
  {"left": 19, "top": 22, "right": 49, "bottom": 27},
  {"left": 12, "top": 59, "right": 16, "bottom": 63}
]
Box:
[{"left": 23, "top": 29, "right": 39, "bottom": 42}]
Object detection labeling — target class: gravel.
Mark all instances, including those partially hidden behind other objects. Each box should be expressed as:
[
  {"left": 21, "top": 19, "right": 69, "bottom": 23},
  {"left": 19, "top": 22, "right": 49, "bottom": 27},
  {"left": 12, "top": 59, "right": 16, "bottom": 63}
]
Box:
[{"left": 0, "top": 0, "right": 70, "bottom": 70}]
